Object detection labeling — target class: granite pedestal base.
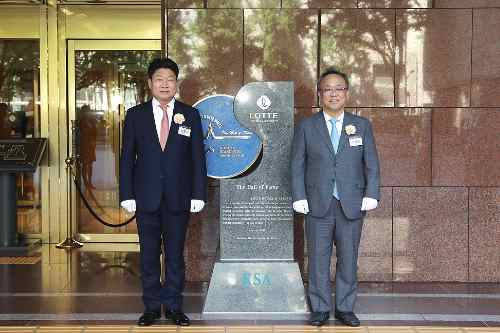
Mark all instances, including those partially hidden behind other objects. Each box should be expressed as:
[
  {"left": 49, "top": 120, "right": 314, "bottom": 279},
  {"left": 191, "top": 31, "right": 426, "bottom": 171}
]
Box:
[{"left": 202, "top": 262, "right": 309, "bottom": 320}]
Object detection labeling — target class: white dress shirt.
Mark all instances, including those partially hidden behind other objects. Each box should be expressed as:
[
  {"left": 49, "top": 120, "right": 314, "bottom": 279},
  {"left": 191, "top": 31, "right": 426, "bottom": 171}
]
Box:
[
  {"left": 152, "top": 97, "right": 175, "bottom": 140},
  {"left": 323, "top": 111, "right": 344, "bottom": 139}
]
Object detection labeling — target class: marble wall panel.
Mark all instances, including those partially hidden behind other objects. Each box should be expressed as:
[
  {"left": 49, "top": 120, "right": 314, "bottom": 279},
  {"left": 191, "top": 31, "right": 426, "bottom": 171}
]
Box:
[
  {"left": 160, "top": 3, "right": 500, "bottom": 283},
  {"left": 357, "top": 108, "right": 431, "bottom": 186},
  {"left": 207, "top": 0, "right": 280, "bottom": 8},
  {"left": 435, "top": 0, "right": 500, "bottom": 8},
  {"left": 358, "top": 187, "right": 393, "bottom": 281},
  {"left": 393, "top": 187, "right": 468, "bottom": 281},
  {"left": 244, "top": 9, "right": 318, "bottom": 107},
  {"left": 395, "top": 9, "right": 471, "bottom": 107},
  {"left": 186, "top": 180, "right": 220, "bottom": 281},
  {"left": 294, "top": 107, "right": 320, "bottom": 124},
  {"left": 327, "top": 188, "right": 393, "bottom": 281},
  {"left": 167, "top": 9, "right": 244, "bottom": 105},
  {"left": 358, "top": 0, "right": 432, "bottom": 8},
  {"left": 321, "top": 9, "right": 395, "bottom": 107},
  {"left": 282, "top": 0, "right": 356, "bottom": 8},
  {"left": 469, "top": 187, "right": 500, "bottom": 282},
  {"left": 432, "top": 108, "right": 500, "bottom": 186},
  {"left": 471, "top": 9, "right": 500, "bottom": 106}
]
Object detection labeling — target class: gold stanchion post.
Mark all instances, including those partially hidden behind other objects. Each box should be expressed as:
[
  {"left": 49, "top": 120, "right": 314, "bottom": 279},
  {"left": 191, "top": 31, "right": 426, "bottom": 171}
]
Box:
[{"left": 56, "top": 120, "right": 83, "bottom": 249}]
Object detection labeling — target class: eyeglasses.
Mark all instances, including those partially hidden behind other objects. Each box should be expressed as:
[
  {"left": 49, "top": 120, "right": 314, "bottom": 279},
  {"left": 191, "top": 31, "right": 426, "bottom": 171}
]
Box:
[{"left": 320, "top": 87, "right": 348, "bottom": 95}]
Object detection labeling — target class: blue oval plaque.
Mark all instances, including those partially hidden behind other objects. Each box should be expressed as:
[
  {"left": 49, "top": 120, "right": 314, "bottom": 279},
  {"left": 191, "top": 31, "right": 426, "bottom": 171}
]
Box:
[{"left": 194, "top": 95, "right": 262, "bottom": 179}]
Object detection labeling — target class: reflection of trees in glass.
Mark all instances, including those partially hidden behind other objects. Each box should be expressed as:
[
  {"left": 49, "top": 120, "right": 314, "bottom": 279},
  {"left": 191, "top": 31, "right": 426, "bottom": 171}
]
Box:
[
  {"left": 167, "top": 0, "right": 204, "bottom": 7},
  {"left": 75, "top": 50, "right": 160, "bottom": 234},
  {"left": 168, "top": 9, "right": 243, "bottom": 104},
  {"left": 168, "top": 9, "right": 316, "bottom": 105},
  {"left": 0, "top": 40, "right": 39, "bottom": 107},
  {"left": 322, "top": 10, "right": 395, "bottom": 107},
  {"left": 245, "top": 9, "right": 317, "bottom": 106},
  {"left": 75, "top": 51, "right": 158, "bottom": 106},
  {"left": 322, "top": 8, "right": 428, "bottom": 107},
  {"left": 398, "top": 10, "right": 466, "bottom": 107},
  {"left": 396, "top": 10, "right": 430, "bottom": 107},
  {"left": 0, "top": 40, "right": 41, "bottom": 230},
  {"left": 75, "top": 51, "right": 158, "bottom": 151},
  {"left": 358, "top": 0, "right": 432, "bottom": 7}
]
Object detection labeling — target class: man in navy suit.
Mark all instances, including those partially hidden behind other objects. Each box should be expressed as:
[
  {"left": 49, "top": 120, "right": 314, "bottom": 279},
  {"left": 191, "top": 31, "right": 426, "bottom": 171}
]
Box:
[{"left": 119, "top": 58, "right": 207, "bottom": 326}]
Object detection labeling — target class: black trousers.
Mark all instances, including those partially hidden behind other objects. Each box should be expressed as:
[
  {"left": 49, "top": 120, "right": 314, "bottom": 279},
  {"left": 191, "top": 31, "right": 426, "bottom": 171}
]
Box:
[{"left": 136, "top": 196, "right": 189, "bottom": 312}]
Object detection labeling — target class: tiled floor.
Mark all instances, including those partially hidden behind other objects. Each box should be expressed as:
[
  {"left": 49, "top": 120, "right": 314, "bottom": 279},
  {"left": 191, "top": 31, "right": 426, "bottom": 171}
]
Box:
[
  {"left": 1, "top": 244, "right": 500, "bottom": 330},
  {"left": 0, "top": 327, "right": 500, "bottom": 333}
]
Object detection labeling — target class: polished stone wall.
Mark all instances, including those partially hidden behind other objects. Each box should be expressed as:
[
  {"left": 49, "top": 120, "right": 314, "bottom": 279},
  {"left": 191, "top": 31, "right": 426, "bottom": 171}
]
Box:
[{"left": 165, "top": 0, "right": 500, "bottom": 282}]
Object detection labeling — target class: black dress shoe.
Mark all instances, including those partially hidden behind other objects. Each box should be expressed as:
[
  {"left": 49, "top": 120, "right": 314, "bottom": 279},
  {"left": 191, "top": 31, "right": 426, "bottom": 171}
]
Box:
[
  {"left": 165, "top": 309, "right": 190, "bottom": 326},
  {"left": 310, "top": 311, "right": 330, "bottom": 326},
  {"left": 137, "top": 311, "right": 161, "bottom": 326},
  {"left": 334, "top": 311, "right": 360, "bottom": 327}
]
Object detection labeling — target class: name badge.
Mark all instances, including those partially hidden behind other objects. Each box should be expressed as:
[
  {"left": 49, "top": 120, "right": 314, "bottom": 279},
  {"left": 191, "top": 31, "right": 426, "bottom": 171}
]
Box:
[
  {"left": 178, "top": 126, "right": 191, "bottom": 137},
  {"left": 349, "top": 136, "right": 363, "bottom": 147}
]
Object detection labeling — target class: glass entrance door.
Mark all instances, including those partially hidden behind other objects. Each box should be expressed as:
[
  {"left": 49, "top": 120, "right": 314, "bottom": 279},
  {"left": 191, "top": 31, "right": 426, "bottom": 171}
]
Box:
[
  {"left": 0, "top": 39, "right": 43, "bottom": 235},
  {"left": 67, "top": 40, "right": 161, "bottom": 242}
]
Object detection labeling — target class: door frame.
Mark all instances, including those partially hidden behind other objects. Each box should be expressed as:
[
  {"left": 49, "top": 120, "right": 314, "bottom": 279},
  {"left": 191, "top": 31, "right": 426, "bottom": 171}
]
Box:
[
  {"left": 67, "top": 39, "right": 161, "bottom": 243},
  {"left": 0, "top": 5, "right": 50, "bottom": 243}
]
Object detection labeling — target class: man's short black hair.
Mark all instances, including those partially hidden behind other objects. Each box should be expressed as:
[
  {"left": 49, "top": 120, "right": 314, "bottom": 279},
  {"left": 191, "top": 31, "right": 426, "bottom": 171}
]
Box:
[
  {"left": 318, "top": 67, "right": 349, "bottom": 90},
  {"left": 148, "top": 58, "right": 179, "bottom": 79}
]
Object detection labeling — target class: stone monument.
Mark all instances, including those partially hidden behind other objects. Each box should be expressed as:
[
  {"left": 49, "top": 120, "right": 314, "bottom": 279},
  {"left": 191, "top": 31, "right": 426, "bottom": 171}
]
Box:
[{"left": 196, "top": 82, "right": 308, "bottom": 319}]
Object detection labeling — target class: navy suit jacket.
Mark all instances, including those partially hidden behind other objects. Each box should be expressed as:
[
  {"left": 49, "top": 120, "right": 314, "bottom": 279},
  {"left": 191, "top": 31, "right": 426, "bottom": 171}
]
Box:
[{"left": 119, "top": 99, "right": 207, "bottom": 213}]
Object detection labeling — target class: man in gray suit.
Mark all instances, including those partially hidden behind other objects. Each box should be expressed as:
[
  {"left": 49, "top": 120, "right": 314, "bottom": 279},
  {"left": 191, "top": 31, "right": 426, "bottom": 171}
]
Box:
[{"left": 291, "top": 68, "right": 380, "bottom": 327}]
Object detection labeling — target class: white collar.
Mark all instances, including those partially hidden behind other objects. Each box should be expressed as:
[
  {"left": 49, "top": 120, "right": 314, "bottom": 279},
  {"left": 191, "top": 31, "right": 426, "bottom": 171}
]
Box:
[
  {"left": 323, "top": 111, "right": 344, "bottom": 124},
  {"left": 152, "top": 97, "right": 175, "bottom": 110}
]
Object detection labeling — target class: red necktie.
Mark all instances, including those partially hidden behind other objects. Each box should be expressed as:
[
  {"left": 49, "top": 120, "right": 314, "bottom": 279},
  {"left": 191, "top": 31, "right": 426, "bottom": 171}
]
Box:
[{"left": 159, "top": 104, "right": 170, "bottom": 151}]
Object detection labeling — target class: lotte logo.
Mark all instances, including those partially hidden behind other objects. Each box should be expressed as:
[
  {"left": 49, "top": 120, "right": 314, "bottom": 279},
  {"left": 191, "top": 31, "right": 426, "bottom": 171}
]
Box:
[{"left": 256, "top": 95, "right": 271, "bottom": 110}]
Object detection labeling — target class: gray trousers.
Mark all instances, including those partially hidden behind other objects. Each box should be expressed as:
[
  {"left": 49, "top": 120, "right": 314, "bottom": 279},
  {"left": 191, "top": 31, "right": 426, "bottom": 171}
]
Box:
[{"left": 305, "top": 197, "right": 363, "bottom": 313}]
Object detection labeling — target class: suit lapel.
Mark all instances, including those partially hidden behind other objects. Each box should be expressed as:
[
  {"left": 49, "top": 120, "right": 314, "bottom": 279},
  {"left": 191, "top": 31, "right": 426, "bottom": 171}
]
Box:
[
  {"left": 143, "top": 100, "right": 161, "bottom": 149},
  {"left": 314, "top": 111, "right": 335, "bottom": 157},
  {"left": 168, "top": 100, "right": 181, "bottom": 142},
  {"left": 336, "top": 111, "right": 353, "bottom": 156}
]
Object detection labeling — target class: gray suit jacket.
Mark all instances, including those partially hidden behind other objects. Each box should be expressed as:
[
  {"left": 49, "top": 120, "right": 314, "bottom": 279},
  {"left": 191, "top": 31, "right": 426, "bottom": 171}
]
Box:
[{"left": 291, "top": 111, "right": 380, "bottom": 220}]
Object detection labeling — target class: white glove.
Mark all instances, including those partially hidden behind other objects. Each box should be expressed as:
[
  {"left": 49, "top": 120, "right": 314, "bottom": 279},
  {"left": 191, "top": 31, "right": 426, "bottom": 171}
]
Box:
[
  {"left": 361, "top": 197, "right": 378, "bottom": 211},
  {"left": 293, "top": 199, "right": 309, "bottom": 214},
  {"left": 120, "top": 199, "right": 136, "bottom": 213},
  {"left": 190, "top": 199, "right": 205, "bottom": 213}
]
